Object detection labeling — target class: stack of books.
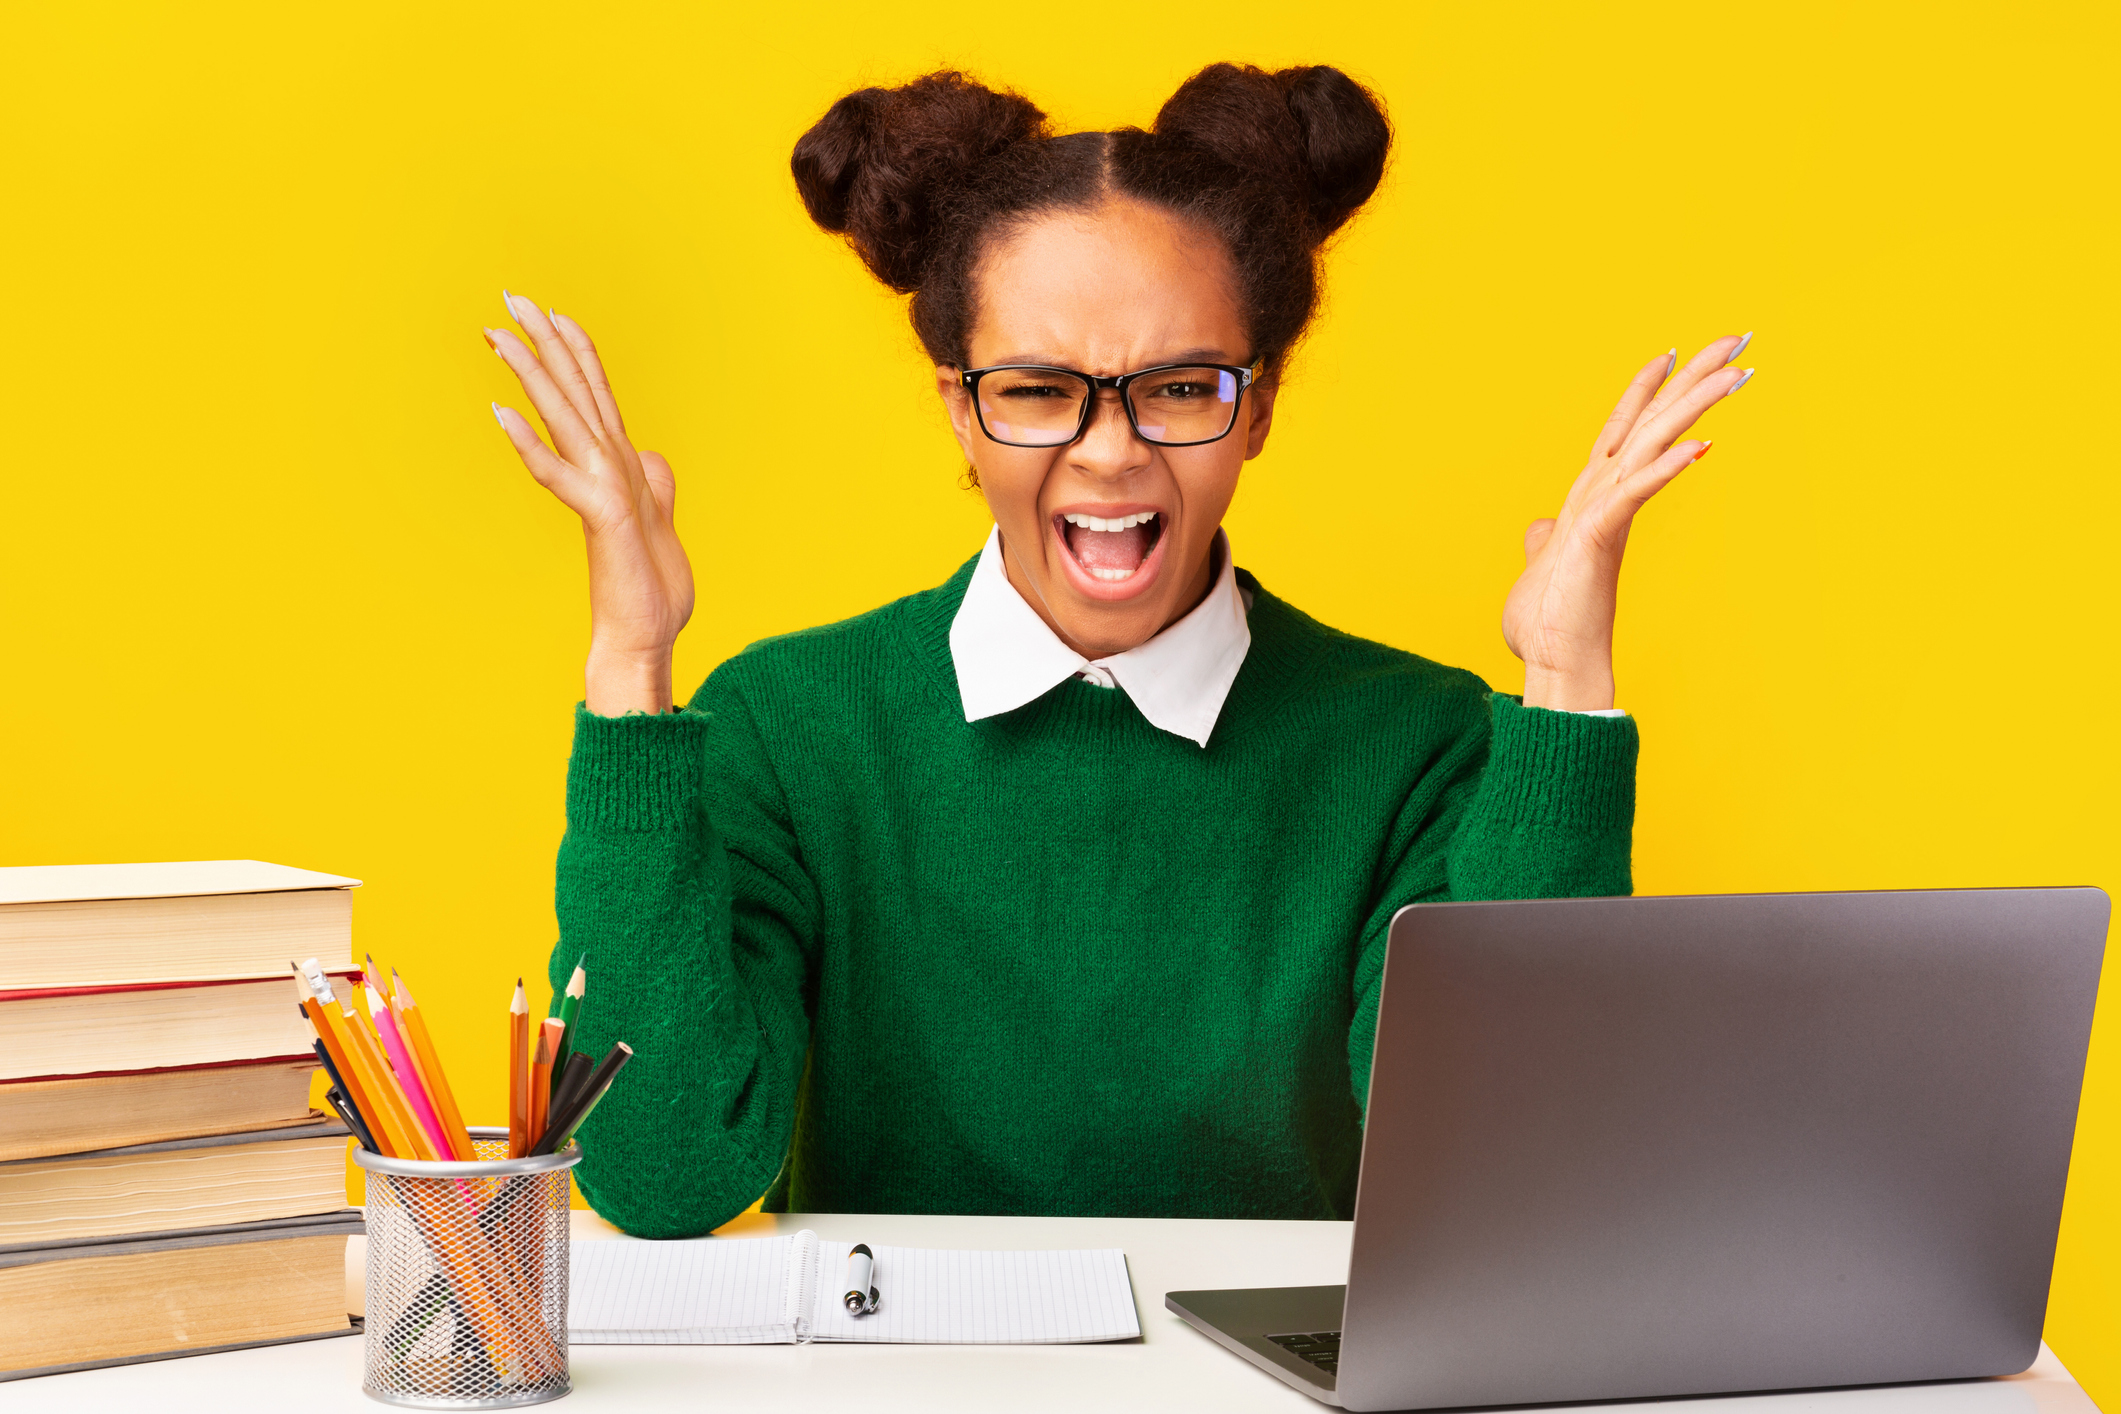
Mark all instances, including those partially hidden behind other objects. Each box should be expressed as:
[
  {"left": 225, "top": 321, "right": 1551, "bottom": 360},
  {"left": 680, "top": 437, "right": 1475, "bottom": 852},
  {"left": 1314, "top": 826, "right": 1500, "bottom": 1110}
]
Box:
[{"left": 0, "top": 861, "right": 369, "bottom": 1381}]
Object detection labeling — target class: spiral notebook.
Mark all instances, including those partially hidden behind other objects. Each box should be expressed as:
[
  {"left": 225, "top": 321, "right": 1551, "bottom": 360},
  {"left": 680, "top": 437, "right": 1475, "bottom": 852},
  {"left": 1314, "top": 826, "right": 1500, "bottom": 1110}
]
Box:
[{"left": 569, "top": 1230, "right": 1140, "bottom": 1344}]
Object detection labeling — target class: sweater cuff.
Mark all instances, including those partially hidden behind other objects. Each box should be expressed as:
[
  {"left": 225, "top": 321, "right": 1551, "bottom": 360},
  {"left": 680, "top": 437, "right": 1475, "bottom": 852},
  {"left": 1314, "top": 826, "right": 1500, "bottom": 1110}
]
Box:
[
  {"left": 566, "top": 704, "right": 710, "bottom": 833},
  {"left": 1482, "top": 693, "right": 1638, "bottom": 829}
]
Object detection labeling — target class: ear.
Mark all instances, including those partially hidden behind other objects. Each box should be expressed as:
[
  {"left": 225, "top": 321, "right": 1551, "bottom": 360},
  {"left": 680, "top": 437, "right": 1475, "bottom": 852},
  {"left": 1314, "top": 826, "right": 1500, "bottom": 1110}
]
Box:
[
  {"left": 1241, "top": 379, "right": 1280, "bottom": 460},
  {"left": 937, "top": 365, "right": 981, "bottom": 464}
]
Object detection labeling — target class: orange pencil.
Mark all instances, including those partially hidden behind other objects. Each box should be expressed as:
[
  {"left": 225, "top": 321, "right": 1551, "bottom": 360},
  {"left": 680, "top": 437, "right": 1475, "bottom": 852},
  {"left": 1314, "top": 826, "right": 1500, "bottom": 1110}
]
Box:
[
  {"left": 507, "top": 980, "right": 530, "bottom": 1158},
  {"left": 299, "top": 963, "right": 416, "bottom": 1159},
  {"left": 293, "top": 963, "right": 390, "bottom": 1156},
  {"left": 393, "top": 969, "right": 475, "bottom": 1160},
  {"left": 306, "top": 960, "right": 432, "bottom": 1161},
  {"left": 339, "top": 983, "right": 436, "bottom": 1161},
  {"left": 529, "top": 1019, "right": 562, "bottom": 1151},
  {"left": 368, "top": 981, "right": 453, "bottom": 1159}
]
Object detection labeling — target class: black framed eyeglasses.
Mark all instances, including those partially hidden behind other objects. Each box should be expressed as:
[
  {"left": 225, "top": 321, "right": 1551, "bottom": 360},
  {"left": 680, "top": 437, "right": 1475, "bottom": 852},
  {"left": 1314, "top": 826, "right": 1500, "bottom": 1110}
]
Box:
[{"left": 959, "top": 360, "right": 1262, "bottom": 449}]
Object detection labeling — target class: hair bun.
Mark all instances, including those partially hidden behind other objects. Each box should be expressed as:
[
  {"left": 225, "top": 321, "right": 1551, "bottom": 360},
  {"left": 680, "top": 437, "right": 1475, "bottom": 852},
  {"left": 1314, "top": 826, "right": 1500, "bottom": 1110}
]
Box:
[
  {"left": 791, "top": 72, "right": 1049, "bottom": 292},
  {"left": 1150, "top": 63, "right": 1390, "bottom": 239}
]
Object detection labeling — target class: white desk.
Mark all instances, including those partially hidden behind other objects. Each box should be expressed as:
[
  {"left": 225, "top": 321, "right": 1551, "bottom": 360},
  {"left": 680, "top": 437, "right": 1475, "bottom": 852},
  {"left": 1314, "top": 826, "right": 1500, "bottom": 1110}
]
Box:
[{"left": 4, "top": 1211, "right": 2096, "bottom": 1414}]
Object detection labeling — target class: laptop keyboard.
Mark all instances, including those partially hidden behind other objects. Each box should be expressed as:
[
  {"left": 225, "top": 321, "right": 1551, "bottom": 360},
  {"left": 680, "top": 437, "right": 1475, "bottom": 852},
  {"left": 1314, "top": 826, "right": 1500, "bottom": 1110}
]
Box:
[{"left": 1268, "top": 1330, "right": 1341, "bottom": 1376}]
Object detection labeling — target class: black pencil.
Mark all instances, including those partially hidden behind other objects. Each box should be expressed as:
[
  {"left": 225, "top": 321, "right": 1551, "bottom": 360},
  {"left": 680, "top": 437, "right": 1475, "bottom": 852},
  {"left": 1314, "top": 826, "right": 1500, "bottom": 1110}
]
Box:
[
  {"left": 532, "top": 1042, "right": 633, "bottom": 1155},
  {"left": 540, "top": 1052, "right": 593, "bottom": 1146}
]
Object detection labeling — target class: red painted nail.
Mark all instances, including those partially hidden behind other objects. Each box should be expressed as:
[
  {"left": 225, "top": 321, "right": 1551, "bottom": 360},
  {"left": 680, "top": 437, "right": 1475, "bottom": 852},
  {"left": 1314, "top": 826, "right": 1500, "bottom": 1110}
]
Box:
[{"left": 1691, "top": 440, "right": 1714, "bottom": 461}]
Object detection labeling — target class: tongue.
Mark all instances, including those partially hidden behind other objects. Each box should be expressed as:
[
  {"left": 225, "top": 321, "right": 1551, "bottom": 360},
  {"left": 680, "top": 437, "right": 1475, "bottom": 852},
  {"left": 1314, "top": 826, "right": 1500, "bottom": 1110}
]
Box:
[{"left": 1070, "top": 523, "right": 1151, "bottom": 573}]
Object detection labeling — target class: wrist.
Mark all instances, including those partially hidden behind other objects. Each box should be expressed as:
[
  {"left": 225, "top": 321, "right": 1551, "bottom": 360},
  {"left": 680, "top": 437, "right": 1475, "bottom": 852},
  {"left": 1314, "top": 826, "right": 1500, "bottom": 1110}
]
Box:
[
  {"left": 584, "top": 646, "right": 675, "bottom": 717},
  {"left": 1521, "top": 665, "right": 1615, "bottom": 713}
]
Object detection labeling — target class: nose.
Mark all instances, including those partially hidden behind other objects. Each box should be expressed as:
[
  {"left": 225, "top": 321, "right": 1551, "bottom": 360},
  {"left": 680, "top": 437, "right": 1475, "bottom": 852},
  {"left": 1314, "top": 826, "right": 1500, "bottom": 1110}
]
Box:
[{"left": 1068, "top": 390, "right": 1151, "bottom": 481}]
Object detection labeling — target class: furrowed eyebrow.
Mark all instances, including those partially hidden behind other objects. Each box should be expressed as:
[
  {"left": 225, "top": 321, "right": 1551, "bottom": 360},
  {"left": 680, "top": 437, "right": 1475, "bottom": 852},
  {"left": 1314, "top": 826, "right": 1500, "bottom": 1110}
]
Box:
[
  {"left": 980, "top": 348, "right": 1238, "bottom": 371},
  {"left": 1158, "top": 348, "right": 1236, "bottom": 365}
]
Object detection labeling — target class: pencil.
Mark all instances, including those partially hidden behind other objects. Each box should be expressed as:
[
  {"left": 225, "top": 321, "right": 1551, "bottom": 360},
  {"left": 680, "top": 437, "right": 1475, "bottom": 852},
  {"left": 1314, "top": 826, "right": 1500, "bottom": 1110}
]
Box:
[
  {"left": 535, "top": 1061, "right": 625, "bottom": 1154},
  {"left": 368, "top": 982, "right": 454, "bottom": 1161},
  {"left": 532, "top": 1041, "right": 633, "bottom": 1156},
  {"left": 293, "top": 963, "right": 393, "bottom": 1157},
  {"left": 529, "top": 1018, "right": 562, "bottom": 1150},
  {"left": 507, "top": 980, "right": 530, "bottom": 1158},
  {"left": 551, "top": 958, "right": 586, "bottom": 1100},
  {"left": 544, "top": 1052, "right": 592, "bottom": 1140},
  {"left": 393, "top": 969, "right": 476, "bottom": 1160},
  {"left": 338, "top": 981, "right": 439, "bottom": 1161},
  {"left": 306, "top": 960, "right": 431, "bottom": 1161}
]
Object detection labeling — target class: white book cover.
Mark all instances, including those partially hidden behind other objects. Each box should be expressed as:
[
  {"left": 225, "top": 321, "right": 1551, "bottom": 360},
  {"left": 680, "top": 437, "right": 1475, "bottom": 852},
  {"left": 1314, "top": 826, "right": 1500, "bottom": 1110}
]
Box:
[
  {"left": 0, "top": 861, "right": 360, "bottom": 907},
  {"left": 569, "top": 1231, "right": 1140, "bottom": 1345}
]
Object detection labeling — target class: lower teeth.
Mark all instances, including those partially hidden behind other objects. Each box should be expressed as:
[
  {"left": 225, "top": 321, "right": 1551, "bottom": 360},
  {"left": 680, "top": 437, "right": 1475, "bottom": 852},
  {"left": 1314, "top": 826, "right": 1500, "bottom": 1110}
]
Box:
[{"left": 1090, "top": 567, "right": 1134, "bottom": 582}]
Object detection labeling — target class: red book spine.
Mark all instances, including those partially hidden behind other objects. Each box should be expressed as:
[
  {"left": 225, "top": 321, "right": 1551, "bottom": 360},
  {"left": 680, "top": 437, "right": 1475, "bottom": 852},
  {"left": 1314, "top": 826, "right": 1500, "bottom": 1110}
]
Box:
[{"left": 0, "top": 968, "right": 361, "bottom": 1003}]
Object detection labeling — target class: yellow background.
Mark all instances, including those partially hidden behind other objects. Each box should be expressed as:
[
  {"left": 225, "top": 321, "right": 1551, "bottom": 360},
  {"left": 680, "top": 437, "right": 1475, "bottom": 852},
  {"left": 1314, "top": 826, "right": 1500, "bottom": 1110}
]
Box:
[{"left": 4, "top": 0, "right": 2115, "bottom": 1397}]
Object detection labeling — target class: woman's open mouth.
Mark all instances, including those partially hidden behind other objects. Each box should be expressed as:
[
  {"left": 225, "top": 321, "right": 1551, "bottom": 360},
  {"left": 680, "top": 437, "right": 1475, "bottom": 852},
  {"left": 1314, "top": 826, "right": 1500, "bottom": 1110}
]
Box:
[{"left": 1053, "top": 508, "right": 1169, "bottom": 601}]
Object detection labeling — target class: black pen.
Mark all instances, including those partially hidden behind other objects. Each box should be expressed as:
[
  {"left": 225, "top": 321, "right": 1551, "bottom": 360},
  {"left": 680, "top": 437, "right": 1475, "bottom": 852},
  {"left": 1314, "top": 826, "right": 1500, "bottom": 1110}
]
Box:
[
  {"left": 309, "top": 1037, "right": 379, "bottom": 1152},
  {"left": 844, "top": 1243, "right": 879, "bottom": 1316}
]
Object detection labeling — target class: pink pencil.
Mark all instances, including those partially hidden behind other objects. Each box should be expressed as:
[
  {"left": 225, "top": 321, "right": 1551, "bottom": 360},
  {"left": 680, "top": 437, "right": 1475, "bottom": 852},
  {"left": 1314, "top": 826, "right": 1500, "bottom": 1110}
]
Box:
[{"left": 366, "top": 982, "right": 454, "bottom": 1159}]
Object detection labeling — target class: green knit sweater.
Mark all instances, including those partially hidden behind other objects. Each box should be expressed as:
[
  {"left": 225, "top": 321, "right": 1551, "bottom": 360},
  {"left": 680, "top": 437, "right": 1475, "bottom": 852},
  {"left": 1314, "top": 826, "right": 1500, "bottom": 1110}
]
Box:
[{"left": 551, "top": 555, "right": 1637, "bottom": 1236}]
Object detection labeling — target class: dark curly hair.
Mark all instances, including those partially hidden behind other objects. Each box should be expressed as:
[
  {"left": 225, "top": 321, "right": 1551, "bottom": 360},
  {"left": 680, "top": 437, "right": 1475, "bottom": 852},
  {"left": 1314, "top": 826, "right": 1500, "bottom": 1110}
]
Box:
[{"left": 790, "top": 63, "right": 1391, "bottom": 378}]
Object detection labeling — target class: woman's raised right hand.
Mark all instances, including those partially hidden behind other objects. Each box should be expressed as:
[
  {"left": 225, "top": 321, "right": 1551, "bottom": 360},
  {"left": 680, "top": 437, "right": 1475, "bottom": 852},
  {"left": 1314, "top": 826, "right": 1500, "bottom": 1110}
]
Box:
[{"left": 487, "top": 293, "right": 694, "bottom": 716}]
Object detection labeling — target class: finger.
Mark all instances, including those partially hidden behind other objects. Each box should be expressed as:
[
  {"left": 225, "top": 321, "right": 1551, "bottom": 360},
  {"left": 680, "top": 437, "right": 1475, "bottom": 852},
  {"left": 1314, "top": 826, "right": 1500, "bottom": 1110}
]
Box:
[
  {"left": 487, "top": 327, "right": 600, "bottom": 458},
  {"left": 492, "top": 403, "right": 596, "bottom": 512},
  {"left": 1630, "top": 332, "right": 1752, "bottom": 432},
  {"left": 639, "top": 449, "right": 676, "bottom": 517},
  {"left": 1621, "top": 365, "right": 1752, "bottom": 469},
  {"left": 1591, "top": 350, "right": 1677, "bottom": 460},
  {"left": 550, "top": 311, "right": 628, "bottom": 439},
  {"left": 1523, "top": 517, "right": 1557, "bottom": 564},
  {"left": 503, "top": 291, "right": 604, "bottom": 434},
  {"left": 1586, "top": 438, "right": 1710, "bottom": 541}
]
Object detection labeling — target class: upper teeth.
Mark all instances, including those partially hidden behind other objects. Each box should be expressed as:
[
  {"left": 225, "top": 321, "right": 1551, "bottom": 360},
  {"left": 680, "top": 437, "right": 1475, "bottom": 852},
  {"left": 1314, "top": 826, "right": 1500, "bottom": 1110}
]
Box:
[{"left": 1063, "top": 512, "right": 1158, "bottom": 532}]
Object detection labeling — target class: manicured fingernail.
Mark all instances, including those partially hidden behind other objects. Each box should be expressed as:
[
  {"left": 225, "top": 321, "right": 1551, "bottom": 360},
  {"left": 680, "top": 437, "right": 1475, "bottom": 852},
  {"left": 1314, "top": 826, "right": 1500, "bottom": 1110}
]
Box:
[
  {"left": 1729, "top": 367, "right": 1756, "bottom": 394},
  {"left": 491, "top": 401, "right": 508, "bottom": 431},
  {"left": 1691, "top": 440, "right": 1713, "bottom": 461},
  {"left": 481, "top": 328, "right": 501, "bottom": 355},
  {"left": 1664, "top": 348, "right": 1677, "bottom": 382},
  {"left": 502, "top": 289, "right": 522, "bottom": 324},
  {"left": 1725, "top": 331, "right": 1754, "bottom": 365},
  {"left": 549, "top": 309, "right": 573, "bottom": 338}
]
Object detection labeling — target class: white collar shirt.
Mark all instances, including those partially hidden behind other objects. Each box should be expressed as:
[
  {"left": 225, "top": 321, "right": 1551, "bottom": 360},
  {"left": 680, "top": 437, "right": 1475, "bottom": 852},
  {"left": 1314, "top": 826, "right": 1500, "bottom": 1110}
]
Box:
[{"left": 948, "top": 526, "right": 1253, "bottom": 748}]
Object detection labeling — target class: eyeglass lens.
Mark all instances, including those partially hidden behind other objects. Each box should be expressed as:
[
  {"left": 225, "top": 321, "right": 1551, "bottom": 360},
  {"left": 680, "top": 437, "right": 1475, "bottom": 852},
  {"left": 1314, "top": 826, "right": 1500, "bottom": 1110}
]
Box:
[{"left": 977, "top": 367, "right": 1242, "bottom": 448}]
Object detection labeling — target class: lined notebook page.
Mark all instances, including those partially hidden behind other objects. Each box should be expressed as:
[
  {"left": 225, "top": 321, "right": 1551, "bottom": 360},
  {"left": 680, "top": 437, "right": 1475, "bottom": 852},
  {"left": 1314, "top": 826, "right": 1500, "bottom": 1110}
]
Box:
[
  {"left": 570, "top": 1233, "right": 810, "bottom": 1344},
  {"left": 803, "top": 1241, "right": 1137, "bottom": 1344},
  {"left": 567, "top": 1235, "right": 1140, "bottom": 1345}
]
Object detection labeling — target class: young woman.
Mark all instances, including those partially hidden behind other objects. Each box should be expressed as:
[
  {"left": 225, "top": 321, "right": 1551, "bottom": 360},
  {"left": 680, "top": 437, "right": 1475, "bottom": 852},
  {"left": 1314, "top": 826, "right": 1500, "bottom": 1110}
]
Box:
[{"left": 487, "top": 65, "right": 1753, "bottom": 1236}]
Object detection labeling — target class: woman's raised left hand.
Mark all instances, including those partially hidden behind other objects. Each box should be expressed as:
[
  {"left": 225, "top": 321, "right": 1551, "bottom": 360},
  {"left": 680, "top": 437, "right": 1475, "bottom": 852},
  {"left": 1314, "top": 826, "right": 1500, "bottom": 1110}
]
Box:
[{"left": 1501, "top": 335, "right": 1754, "bottom": 711}]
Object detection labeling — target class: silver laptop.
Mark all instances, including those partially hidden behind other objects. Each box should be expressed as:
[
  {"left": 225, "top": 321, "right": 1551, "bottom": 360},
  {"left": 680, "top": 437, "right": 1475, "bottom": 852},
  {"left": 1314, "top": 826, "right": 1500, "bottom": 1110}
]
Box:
[{"left": 1168, "top": 889, "right": 2108, "bottom": 1410}]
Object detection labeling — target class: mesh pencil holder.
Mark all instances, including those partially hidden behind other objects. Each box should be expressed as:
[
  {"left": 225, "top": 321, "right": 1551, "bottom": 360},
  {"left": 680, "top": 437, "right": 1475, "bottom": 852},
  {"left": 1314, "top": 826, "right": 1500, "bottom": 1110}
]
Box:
[{"left": 354, "top": 1127, "right": 581, "bottom": 1409}]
